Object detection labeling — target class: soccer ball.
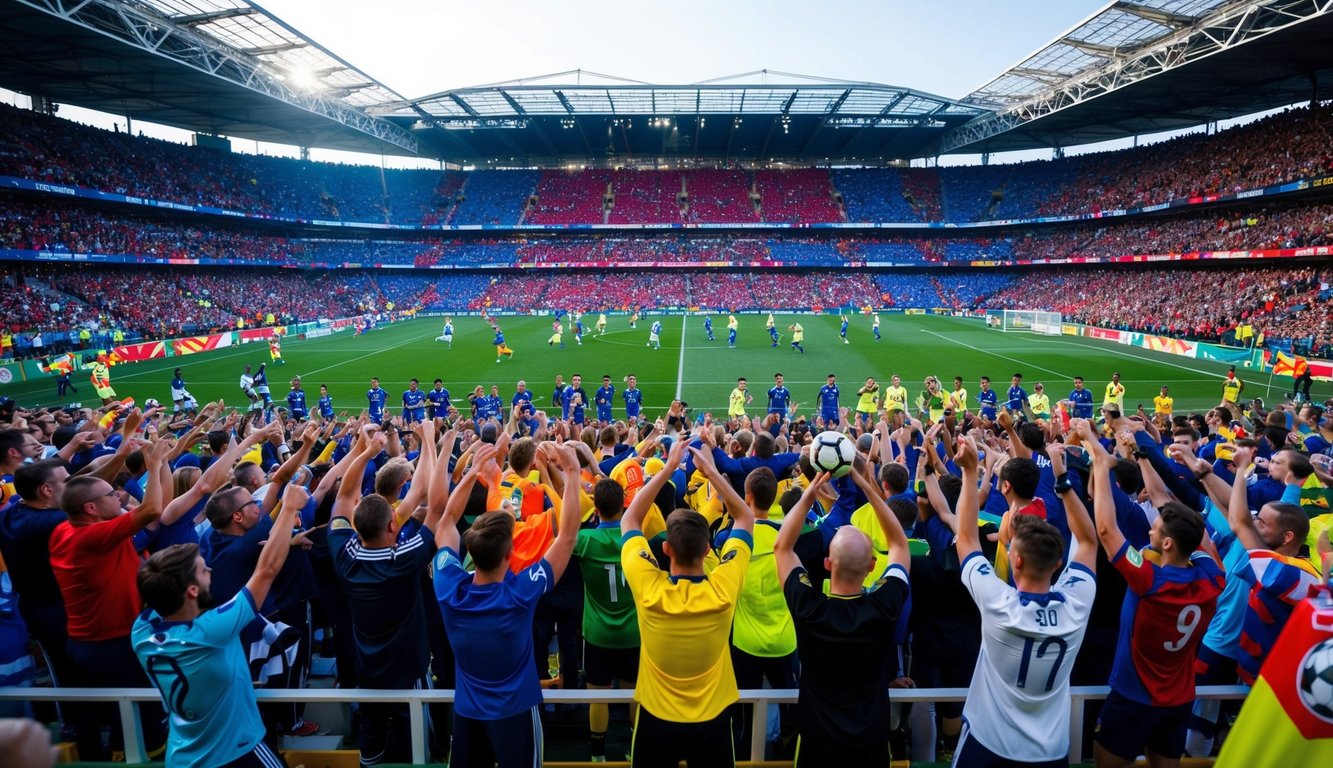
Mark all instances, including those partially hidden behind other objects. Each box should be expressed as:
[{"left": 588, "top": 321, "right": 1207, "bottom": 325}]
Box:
[
  {"left": 143, "top": 398, "right": 161, "bottom": 409},
  {"left": 1299, "top": 638, "right": 1333, "bottom": 722},
  {"left": 810, "top": 431, "right": 856, "bottom": 478}
]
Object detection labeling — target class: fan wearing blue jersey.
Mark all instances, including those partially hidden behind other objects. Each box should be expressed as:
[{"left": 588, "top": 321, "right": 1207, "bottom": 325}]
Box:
[
  {"left": 366, "top": 377, "right": 388, "bottom": 424},
  {"left": 402, "top": 379, "right": 427, "bottom": 424},
  {"left": 952, "top": 436, "right": 1099, "bottom": 767},
  {"left": 317, "top": 384, "right": 335, "bottom": 421},
  {"left": 817, "top": 374, "right": 840, "bottom": 428},
  {"left": 133, "top": 485, "right": 307, "bottom": 768},
  {"left": 768, "top": 373, "right": 792, "bottom": 423},
  {"left": 595, "top": 375, "right": 616, "bottom": 423},
  {"left": 435, "top": 442, "right": 584, "bottom": 767},
  {"left": 427, "top": 379, "right": 451, "bottom": 420},
  {"left": 622, "top": 374, "right": 644, "bottom": 423},
  {"left": 286, "top": 377, "right": 308, "bottom": 421}
]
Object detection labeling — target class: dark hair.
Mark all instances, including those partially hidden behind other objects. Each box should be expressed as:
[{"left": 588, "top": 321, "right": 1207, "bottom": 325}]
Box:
[
  {"left": 13, "top": 458, "right": 66, "bottom": 500},
  {"left": 465, "top": 511, "right": 515, "bottom": 570},
  {"left": 745, "top": 467, "right": 778, "bottom": 510},
  {"left": 980, "top": 376, "right": 991, "bottom": 383},
  {"left": 752, "top": 431, "right": 775, "bottom": 459},
  {"left": 1158, "top": 501, "right": 1205, "bottom": 554},
  {"left": 1283, "top": 450, "right": 1314, "bottom": 479},
  {"left": 138, "top": 544, "right": 201, "bottom": 616},
  {"left": 1018, "top": 423, "right": 1045, "bottom": 453},
  {"left": 1267, "top": 502, "right": 1310, "bottom": 548},
  {"left": 879, "top": 462, "right": 909, "bottom": 495},
  {"left": 1000, "top": 457, "right": 1040, "bottom": 500},
  {"left": 887, "top": 498, "right": 916, "bottom": 532},
  {"left": 1112, "top": 458, "right": 1144, "bottom": 496},
  {"left": 1009, "top": 514, "right": 1064, "bottom": 577},
  {"left": 665, "top": 509, "right": 711, "bottom": 565},
  {"left": 593, "top": 479, "right": 624, "bottom": 520},
  {"left": 434, "top": 378, "right": 443, "bottom": 385},
  {"left": 353, "top": 494, "right": 395, "bottom": 539},
  {"left": 204, "top": 487, "right": 249, "bottom": 529},
  {"left": 61, "top": 475, "right": 105, "bottom": 516},
  {"left": 207, "top": 430, "right": 230, "bottom": 455},
  {"left": 937, "top": 473, "right": 962, "bottom": 511}
]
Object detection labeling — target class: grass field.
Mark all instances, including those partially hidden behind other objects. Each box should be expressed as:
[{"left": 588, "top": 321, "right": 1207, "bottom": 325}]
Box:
[{"left": 6, "top": 314, "right": 1323, "bottom": 416}]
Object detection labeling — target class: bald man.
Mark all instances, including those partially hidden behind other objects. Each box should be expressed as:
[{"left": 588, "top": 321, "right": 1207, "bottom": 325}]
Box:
[{"left": 774, "top": 461, "right": 911, "bottom": 767}]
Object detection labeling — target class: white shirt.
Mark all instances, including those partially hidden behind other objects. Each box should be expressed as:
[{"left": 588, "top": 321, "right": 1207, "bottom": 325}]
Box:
[
  {"left": 240, "top": 373, "right": 255, "bottom": 391},
  {"left": 959, "top": 552, "right": 1096, "bottom": 762}
]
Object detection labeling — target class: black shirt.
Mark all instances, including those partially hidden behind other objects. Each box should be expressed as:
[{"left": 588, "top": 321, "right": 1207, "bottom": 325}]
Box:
[
  {"left": 329, "top": 519, "right": 436, "bottom": 688},
  {"left": 783, "top": 564, "right": 909, "bottom": 746}
]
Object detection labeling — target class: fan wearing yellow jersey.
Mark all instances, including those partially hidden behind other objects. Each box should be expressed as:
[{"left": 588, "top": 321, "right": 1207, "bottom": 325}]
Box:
[
  {"left": 620, "top": 440, "right": 754, "bottom": 767},
  {"left": 1028, "top": 383, "right": 1051, "bottom": 421},
  {"left": 1153, "top": 386, "right": 1174, "bottom": 418},
  {"left": 729, "top": 377, "right": 752, "bottom": 419}
]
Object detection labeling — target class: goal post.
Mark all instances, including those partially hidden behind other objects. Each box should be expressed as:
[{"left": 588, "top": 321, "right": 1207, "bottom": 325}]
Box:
[{"left": 986, "top": 309, "right": 1063, "bottom": 335}]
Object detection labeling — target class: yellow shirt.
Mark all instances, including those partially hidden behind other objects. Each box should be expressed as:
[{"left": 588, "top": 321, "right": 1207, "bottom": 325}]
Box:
[
  {"left": 1153, "top": 395, "right": 1174, "bottom": 416},
  {"left": 622, "top": 530, "right": 752, "bottom": 722},
  {"left": 727, "top": 316, "right": 738, "bottom": 331},
  {"left": 1029, "top": 392, "right": 1051, "bottom": 417},
  {"left": 765, "top": 315, "right": 775, "bottom": 329},
  {"left": 1222, "top": 377, "right": 1242, "bottom": 404},
  {"left": 1104, "top": 382, "right": 1125, "bottom": 409},
  {"left": 950, "top": 388, "right": 969, "bottom": 412},
  {"left": 849, "top": 503, "right": 893, "bottom": 589},
  {"left": 728, "top": 388, "right": 747, "bottom": 417},
  {"left": 856, "top": 388, "right": 880, "bottom": 413},
  {"left": 883, "top": 385, "right": 908, "bottom": 412},
  {"left": 791, "top": 324, "right": 803, "bottom": 343}
]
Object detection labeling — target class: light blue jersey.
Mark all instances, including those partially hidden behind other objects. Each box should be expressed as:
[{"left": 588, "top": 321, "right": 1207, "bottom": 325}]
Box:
[{"left": 132, "top": 589, "right": 264, "bottom": 768}]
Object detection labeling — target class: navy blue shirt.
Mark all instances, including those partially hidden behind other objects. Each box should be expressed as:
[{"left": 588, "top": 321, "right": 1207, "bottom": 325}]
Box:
[{"left": 286, "top": 389, "right": 308, "bottom": 419}]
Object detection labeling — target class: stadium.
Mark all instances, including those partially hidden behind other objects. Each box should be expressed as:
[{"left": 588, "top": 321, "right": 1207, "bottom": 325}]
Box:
[{"left": 0, "top": 0, "right": 1331, "bottom": 766}]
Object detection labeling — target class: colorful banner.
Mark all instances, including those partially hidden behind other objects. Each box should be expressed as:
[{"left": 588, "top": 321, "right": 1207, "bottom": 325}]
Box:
[
  {"left": 1142, "top": 335, "right": 1197, "bottom": 357},
  {"left": 237, "top": 328, "right": 280, "bottom": 344},
  {"left": 172, "top": 333, "right": 233, "bottom": 357},
  {"left": 1195, "top": 344, "right": 1256, "bottom": 364},
  {"left": 1085, "top": 327, "right": 1126, "bottom": 343},
  {"left": 111, "top": 340, "right": 166, "bottom": 363},
  {"left": 1272, "top": 351, "right": 1333, "bottom": 382}
]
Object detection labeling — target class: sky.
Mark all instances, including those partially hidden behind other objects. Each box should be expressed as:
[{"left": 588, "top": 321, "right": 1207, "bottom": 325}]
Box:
[{"left": 1, "top": 0, "right": 1251, "bottom": 167}]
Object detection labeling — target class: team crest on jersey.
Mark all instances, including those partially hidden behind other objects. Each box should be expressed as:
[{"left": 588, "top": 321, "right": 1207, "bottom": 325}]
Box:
[
  {"left": 720, "top": 548, "right": 739, "bottom": 563},
  {"left": 798, "top": 573, "right": 812, "bottom": 588},
  {"left": 638, "top": 549, "right": 659, "bottom": 568}
]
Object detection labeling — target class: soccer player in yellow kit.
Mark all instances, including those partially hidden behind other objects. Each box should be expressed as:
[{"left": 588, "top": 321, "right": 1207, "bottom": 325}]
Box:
[
  {"left": 1221, "top": 366, "right": 1244, "bottom": 407},
  {"left": 620, "top": 440, "right": 754, "bottom": 768},
  {"left": 883, "top": 375, "right": 908, "bottom": 424},
  {"left": 1154, "top": 385, "right": 1174, "bottom": 419},
  {"left": 1028, "top": 382, "right": 1051, "bottom": 421},
  {"left": 949, "top": 376, "right": 969, "bottom": 415},
  {"left": 1103, "top": 371, "right": 1125, "bottom": 412},
  {"left": 789, "top": 323, "right": 804, "bottom": 354},
  {"left": 855, "top": 378, "right": 880, "bottom": 430},
  {"left": 729, "top": 378, "right": 752, "bottom": 419}
]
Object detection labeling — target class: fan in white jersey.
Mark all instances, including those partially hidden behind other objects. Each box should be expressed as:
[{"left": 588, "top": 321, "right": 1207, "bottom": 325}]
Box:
[{"left": 951, "top": 437, "right": 1099, "bottom": 767}]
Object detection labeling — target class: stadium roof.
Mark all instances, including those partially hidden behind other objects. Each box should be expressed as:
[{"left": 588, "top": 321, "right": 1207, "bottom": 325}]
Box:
[
  {"left": 1, "top": 0, "right": 1332, "bottom": 163},
  {"left": 367, "top": 71, "right": 989, "bottom": 165},
  {"left": 0, "top": 0, "right": 417, "bottom": 154},
  {"left": 941, "top": 0, "right": 1333, "bottom": 154}
]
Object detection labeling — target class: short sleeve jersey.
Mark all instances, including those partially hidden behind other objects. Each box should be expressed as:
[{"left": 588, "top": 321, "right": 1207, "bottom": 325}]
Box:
[
  {"left": 728, "top": 388, "right": 747, "bottom": 418},
  {"left": 767, "top": 386, "right": 791, "bottom": 415},
  {"left": 1069, "top": 388, "right": 1094, "bottom": 418},
  {"left": 366, "top": 387, "right": 388, "bottom": 420},
  {"left": 883, "top": 385, "right": 908, "bottom": 412},
  {"left": 977, "top": 389, "right": 998, "bottom": 419},
  {"left": 622, "top": 388, "right": 644, "bottom": 418},
  {"left": 132, "top": 589, "right": 264, "bottom": 768},
  {"left": 959, "top": 552, "right": 1096, "bottom": 762},
  {"left": 1234, "top": 550, "right": 1321, "bottom": 684},
  {"left": 1154, "top": 394, "right": 1174, "bottom": 415},
  {"left": 286, "top": 389, "right": 307, "bottom": 417},
  {"left": 784, "top": 564, "right": 909, "bottom": 746},
  {"left": 817, "top": 385, "right": 839, "bottom": 414},
  {"left": 328, "top": 520, "right": 436, "bottom": 688},
  {"left": 621, "top": 528, "right": 753, "bottom": 722},
  {"left": 1108, "top": 542, "right": 1224, "bottom": 706},
  {"left": 856, "top": 387, "right": 879, "bottom": 413},
  {"left": 49, "top": 513, "right": 144, "bottom": 641},
  {"left": 433, "top": 547, "right": 553, "bottom": 719},
  {"left": 1029, "top": 392, "right": 1051, "bottom": 417},
  {"left": 318, "top": 394, "right": 334, "bottom": 418},
  {"left": 575, "top": 523, "right": 639, "bottom": 648}
]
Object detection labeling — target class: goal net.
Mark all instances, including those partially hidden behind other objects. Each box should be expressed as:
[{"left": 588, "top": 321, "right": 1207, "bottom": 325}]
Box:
[{"left": 986, "top": 309, "right": 1063, "bottom": 335}]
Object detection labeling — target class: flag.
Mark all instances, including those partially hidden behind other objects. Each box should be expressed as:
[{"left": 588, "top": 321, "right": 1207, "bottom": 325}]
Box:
[
  {"left": 39, "top": 353, "right": 76, "bottom": 376},
  {"left": 1216, "top": 587, "right": 1333, "bottom": 766},
  {"left": 1272, "top": 351, "right": 1301, "bottom": 376}
]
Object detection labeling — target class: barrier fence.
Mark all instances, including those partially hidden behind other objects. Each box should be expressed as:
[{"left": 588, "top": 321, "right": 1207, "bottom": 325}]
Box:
[{"left": 0, "top": 685, "right": 1250, "bottom": 765}]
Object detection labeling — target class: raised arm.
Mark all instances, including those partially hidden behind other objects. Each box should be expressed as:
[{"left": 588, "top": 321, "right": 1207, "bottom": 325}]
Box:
[
  {"left": 332, "top": 428, "right": 384, "bottom": 523},
  {"left": 395, "top": 420, "right": 437, "bottom": 524},
  {"left": 1080, "top": 420, "right": 1127, "bottom": 557},
  {"left": 1226, "top": 446, "right": 1265, "bottom": 551},
  {"left": 952, "top": 435, "right": 982, "bottom": 559},
  {"left": 259, "top": 422, "right": 314, "bottom": 518},
  {"left": 130, "top": 438, "right": 172, "bottom": 531},
  {"left": 422, "top": 428, "right": 458, "bottom": 532},
  {"left": 622, "top": 439, "right": 687, "bottom": 536},
  {"left": 775, "top": 474, "right": 829, "bottom": 587},
  {"left": 244, "top": 485, "right": 307, "bottom": 609},
  {"left": 1048, "top": 442, "right": 1097, "bottom": 571},
  {"left": 850, "top": 461, "right": 911, "bottom": 573},
  {"left": 542, "top": 444, "right": 585, "bottom": 582},
  {"left": 435, "top": 444, "right": 495, "bottom": 553},
  {"left": 690, "top": 442, "right": 754, "bottom": 537}
]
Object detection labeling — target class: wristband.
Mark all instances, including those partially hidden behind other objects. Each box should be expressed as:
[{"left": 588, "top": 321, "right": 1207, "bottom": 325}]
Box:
[{"left": 1132, "top": 450, "right": 1148, "bottom": 460}]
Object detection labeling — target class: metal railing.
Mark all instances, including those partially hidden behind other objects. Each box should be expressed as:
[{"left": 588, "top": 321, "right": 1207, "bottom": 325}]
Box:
[{"left": 0, "top": 685, "right": 1249, "bottom": 764}]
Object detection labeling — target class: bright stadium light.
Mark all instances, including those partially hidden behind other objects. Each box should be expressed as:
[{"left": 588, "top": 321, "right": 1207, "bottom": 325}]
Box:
[{"left": 285, "top": 66, "right": 321, "bottom": 91}]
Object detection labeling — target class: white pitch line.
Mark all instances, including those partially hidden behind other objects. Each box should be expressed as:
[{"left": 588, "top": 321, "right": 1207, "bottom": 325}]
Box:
[
  {"left": 298, "top": 333, "right": 430, "bottom": 379},
  {"left": 918, "top": 329, "right": 1074, "bottom": 379},
  {"left": 675, "top": 314, "right": 688, "bottom": 400},
  {"left": 1019, "top": 337, "right": 1230, "bottom": 377}
]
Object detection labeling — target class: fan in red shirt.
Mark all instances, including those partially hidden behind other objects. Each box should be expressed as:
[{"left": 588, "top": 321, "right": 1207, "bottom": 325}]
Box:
[{"left": 49, "top": 428, "right": 171, "bottom": 760}]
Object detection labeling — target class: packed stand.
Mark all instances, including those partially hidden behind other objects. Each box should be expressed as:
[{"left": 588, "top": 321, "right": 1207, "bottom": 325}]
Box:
[
  {"left": 443, "top": 170, "right": 538, "bottom": 226},
  {"left": 525, "top": 169, "right": 612, "bottom": 225},
  {"left": 608, "top": 170, "right": 684, "bottom": 224},
  {"left": 834, "top": 168, "right": 921, "bottom": 223},
  {"left": 754, "top": 169, "right": 844, "bottom": 223},
  {"left": 683, "top": 170, "right": 758, "bottom": 223}
]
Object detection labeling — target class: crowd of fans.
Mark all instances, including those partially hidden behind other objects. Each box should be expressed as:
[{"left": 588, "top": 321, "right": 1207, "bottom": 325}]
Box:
[{"left": 5, "top": 103, "right": 1333, "bottom": 228}]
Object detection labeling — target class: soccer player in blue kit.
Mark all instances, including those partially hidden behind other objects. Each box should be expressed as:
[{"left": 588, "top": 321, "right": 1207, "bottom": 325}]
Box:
[
  {"left": 768, "top": 373, "right": 792, "bottom": 422},
  {"left": 402, "top": 379, "right": 427, "bottom": 424},
  {"left": 595, "top": 375, "right": 616, "bottom": 422},
  {"left": 818, "top": 374, "right": 840, "bottom": 427},
  {"left": 367, "top": 377, "right": 388, "bottom": 423},
  {"left": 704, "top": 315, "right": 715, "bottom": 341},
  {"left": 318, "top": 384, "right": 335, "bottom": 421},
  {"left": 427, "top": 379, "right": 450, "bottom": 420},
  {"left": 622, "top": 374, "right": 644, "bottom": 423},
  {"left": 286, "top": 377, "right": 308, "bottom": 420}
]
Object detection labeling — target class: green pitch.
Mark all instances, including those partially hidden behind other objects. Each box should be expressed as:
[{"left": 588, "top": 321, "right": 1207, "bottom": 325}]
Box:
[{"left": 7, "top": 314, "right": 1319, "bottom": 417}]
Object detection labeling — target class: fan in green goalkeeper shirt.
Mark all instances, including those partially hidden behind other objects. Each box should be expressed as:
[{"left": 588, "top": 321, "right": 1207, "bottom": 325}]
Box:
[{"left": 575, "top": 478, "right": 641, "bottom": 762}]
